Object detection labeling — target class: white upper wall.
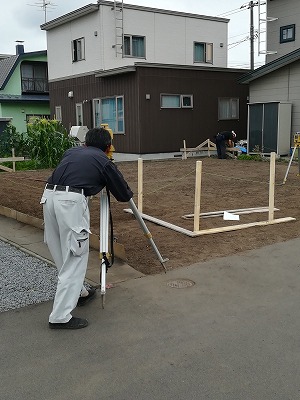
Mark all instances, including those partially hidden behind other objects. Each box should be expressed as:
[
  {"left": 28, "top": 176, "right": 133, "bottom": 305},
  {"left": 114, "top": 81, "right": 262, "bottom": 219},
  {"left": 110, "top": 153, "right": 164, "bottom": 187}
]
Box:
[
  {"left": 42, "top": 2, "right": 229, "bottom": 81},
  {"left": 266, "top": 0, "right": 300, "bottom": 63}
]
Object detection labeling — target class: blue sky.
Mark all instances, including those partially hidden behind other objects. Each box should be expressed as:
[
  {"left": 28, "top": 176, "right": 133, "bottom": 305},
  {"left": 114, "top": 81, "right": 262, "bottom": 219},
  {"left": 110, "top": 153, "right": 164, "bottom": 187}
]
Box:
[{"left": 0, "top": 0, "right": 266, "bottom": 69}]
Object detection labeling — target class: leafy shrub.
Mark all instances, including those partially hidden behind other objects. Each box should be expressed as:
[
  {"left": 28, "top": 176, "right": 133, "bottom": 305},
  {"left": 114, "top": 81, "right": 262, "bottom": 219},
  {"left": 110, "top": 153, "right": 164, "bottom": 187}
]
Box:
[
  {"left": 237, "top": 154, "right": 263, "bottom": 161},
  {"left": 26, "top": 118, "right": 76, "bottom": 168},
  {"left": 0, "top": 124, "right": 28, "bottom": 157},
  {"left": 0, "top": 160, "right": 45, "bottom": 171},
  {"left": 0, "top": 119, "right": 76, "bottom": 170}
]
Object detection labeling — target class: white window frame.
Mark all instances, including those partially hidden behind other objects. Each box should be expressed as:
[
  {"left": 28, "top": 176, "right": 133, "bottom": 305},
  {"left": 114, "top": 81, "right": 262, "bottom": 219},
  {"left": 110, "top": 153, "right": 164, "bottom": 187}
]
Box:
[
  {"left": 123, "top": 35, "right": 146, "bottom": 58},
  {"left": 160, "top": 94, "right": 193, "bottom": 109},
  {"left": 72, "top": 37, "right": 85, "bottom": 62},
  {"left": 55, "top": 106, "right": 62, "bottom": 121},
  {"left": 194, "top": 42, "right": 213, "bottom": 64},
  {"left": 75, "top": 103, "right": 83, "bottom": 126},
  {"left": 92, "top": 96, "right": 125, "bottom": 134},
  {"left": 92, "top": 99, "right": 101, "bottom": 128},
  {"left": 115, "top": 95, "right": 125, "bottom": 133},
  {"left": 218, "top": 98, "right": 239, "bottom": 120}
]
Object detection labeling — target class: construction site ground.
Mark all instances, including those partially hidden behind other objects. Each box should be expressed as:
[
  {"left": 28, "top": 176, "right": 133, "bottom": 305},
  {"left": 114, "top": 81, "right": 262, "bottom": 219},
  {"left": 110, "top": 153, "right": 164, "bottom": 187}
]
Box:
[{"left": 0, "top": 156, "right": 299, "bottom": 275}]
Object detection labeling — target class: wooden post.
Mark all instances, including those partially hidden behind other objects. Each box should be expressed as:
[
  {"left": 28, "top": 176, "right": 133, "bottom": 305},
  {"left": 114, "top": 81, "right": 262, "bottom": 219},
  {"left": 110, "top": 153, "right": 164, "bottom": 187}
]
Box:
[
  {"left": 193, "top": 160, "right": 202, "bottom": 232},
  {"left": 268, "top": 152, "right": 276, "bottom": 221},
  {"left": 138, "top": 157, "right": 143, "bottom": 212},
  {"left": 12, "top": 148, "right": 16, "bottom": 172},
  {"left": 183, "top": 140, "right": 187, "bottom": 160}
]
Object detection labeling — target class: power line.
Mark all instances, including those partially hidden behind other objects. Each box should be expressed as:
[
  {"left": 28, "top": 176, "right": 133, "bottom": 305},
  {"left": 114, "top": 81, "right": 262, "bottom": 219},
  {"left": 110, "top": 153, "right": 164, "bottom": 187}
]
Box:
[
  {"left": 229, "top": 32, "right": 250, "bottom": 39},
  {"left": 217, "top": 7, "right": 246, "bottom": 17}
]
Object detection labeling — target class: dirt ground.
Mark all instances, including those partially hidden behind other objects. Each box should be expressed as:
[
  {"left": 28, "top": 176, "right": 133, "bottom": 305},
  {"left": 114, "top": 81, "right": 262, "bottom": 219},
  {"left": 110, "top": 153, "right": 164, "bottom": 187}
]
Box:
[{"left": 0, "top": 157, "right": 299, "bottom": 275}]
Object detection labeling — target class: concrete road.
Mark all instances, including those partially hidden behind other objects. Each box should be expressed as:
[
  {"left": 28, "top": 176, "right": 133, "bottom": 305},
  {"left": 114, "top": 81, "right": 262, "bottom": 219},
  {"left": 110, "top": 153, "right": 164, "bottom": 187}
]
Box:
[{"left": 1, "top": 228, "right": 300, "bottom": 399}]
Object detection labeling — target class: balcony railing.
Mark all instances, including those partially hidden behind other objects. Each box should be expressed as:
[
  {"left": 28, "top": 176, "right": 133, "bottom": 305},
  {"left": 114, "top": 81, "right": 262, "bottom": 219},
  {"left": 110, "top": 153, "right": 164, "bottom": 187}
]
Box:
[{"left": 21, "top": 78, "right": 49, "bottom": 93}]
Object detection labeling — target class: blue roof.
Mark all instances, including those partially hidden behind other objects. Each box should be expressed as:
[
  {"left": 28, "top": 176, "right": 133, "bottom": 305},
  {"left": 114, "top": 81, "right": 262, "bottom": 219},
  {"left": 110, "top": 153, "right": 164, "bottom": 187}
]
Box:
[{"left": 0, "top": 94, "right": 49, "bottom": 102}]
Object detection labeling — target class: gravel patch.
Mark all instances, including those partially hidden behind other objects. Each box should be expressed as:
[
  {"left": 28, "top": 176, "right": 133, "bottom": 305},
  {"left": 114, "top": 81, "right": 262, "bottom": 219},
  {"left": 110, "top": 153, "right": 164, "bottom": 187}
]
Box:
[{"left": 0, "top": 239, "right": 58, "bottom": 312}]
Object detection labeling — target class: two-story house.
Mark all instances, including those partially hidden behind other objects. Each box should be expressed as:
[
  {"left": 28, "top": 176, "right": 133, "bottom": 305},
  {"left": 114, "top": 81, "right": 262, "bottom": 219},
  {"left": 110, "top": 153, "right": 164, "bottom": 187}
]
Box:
[
  {"left": 0, "top": 44, "right": 50, "bottom": 135},
  {"left": 41, "top": 1, "right": 249, "bottom": 158},
  {"left": 239, "top": 0, "right": 300, "bottom": 156}
]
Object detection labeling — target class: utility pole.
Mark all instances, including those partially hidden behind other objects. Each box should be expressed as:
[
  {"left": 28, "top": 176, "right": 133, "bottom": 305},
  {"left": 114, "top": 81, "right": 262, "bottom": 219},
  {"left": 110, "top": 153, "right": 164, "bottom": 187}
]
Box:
[
  {"left": 241, "top": 1, "right": 259, "bottom": 70},
  {"left": 250, "top": 1, "right": 255, "bottom": 70}
]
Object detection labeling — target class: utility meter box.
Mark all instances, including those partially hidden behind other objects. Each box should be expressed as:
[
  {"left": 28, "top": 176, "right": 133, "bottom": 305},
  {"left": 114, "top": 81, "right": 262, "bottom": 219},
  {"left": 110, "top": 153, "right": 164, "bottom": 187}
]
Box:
[{"left": 69, "top": 126, "right": 89, "bottom": 143}]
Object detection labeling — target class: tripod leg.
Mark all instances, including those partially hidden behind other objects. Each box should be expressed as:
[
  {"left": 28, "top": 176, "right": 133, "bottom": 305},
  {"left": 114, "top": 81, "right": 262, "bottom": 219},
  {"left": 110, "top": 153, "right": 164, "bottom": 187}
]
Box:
[
  {"left": 283, "top": 146, "right": 297, "bottom": 184},
  {"left": 99, "top": 189, "right": 110, "bottom": 308},
  {"left": 128, "top": 198, "right": 168, "bottom": 272},
  {"left": 100, "top": 260, "right": 106, "bottom": 309}
]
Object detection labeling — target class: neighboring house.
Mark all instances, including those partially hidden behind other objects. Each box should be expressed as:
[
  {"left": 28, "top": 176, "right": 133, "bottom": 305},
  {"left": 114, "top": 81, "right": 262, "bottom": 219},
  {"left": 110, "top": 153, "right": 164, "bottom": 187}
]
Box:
[
  {"left": 0, "top": 44, "right": 50, "bottom": 135},
  {"left": 41, "top": 1, "right": 249, "bottom": 157},
  {"left": 239, "top": 0, "right": 300, "bottom": 156},
  {"left": 265, "top": 0, "right": 300, "bottom": 63}
]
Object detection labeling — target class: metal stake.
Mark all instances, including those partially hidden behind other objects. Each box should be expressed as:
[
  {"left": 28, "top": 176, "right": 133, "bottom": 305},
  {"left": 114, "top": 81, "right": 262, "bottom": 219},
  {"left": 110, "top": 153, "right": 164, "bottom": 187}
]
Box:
[
  {"left": 128, "top": 198, "right": 168, "bottom": 272},
  {"left": 99, "top": 189, "right": 110, "bottom": 308}
]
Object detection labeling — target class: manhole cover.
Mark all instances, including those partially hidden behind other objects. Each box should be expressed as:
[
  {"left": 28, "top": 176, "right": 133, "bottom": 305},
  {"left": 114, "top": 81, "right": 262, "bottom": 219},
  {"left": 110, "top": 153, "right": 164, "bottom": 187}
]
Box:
[{"left": 166, "top": 279, "right": 195, "bottom": 289}]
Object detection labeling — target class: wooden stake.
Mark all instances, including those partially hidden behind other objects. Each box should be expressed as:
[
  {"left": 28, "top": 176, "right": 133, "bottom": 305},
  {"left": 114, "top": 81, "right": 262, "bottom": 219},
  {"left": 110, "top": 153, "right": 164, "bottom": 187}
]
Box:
[
  {"left": 123, "top": 209, "right": 295, "bottom": 237},
  {"left": 182, "top": 206, "right": 279, "bottom": 219},
  {"left": 138, "top": 157, "right": 143, "bottom": 212},
  {"left": 12, "top": 148, "right": 16, "bottom": 172},
  {"left": 182, "top": 140, "right": 187, "bottom": 160},
  {"left": 193, "top": 160, "right": 202, "bottom": 232},
  {"left": 268, "top": 152, "right": 276, "bottom": 221}
]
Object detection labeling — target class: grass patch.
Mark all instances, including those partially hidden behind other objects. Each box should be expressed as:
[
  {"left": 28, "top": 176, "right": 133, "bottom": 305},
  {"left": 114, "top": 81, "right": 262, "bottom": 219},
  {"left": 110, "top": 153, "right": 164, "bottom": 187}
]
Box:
[{"left": 0, "top": 160, "right": 45, "bottom": 171}]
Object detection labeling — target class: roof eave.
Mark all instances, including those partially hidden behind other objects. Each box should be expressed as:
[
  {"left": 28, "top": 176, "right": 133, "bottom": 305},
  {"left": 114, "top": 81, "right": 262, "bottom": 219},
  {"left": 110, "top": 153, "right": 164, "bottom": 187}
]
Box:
[
  {"left": 40, "top": 4, "right": 99, "bottom": 30},
  {"left": 98, "top": 0, "right": 229, "bottom": 23},
  {"left": 239, "top": 49, "right": 300, "bottom": 84},
  {"left": 41, "top": 1, "right": 228, "bottom": 32},
  {"left": 94, "top": 62, "right": 249, "bottom": 79},
  {"left": 95, "top": 66, "right": 136, "bottom": 78}
]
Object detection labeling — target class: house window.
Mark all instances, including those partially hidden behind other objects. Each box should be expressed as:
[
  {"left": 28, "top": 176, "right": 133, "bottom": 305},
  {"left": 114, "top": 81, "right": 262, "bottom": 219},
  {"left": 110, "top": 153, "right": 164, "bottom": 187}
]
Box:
[
  {"left": 21, "top": 62, "right": 48, "bottom": 93},
  {"left": 72, "top": 38, "right": 85, "bottom": 62},
  {"left": 218, "top": 98, "right": 239, "bottom": 120},
  {"left": 280, "top": 24, "right": 295, "bottom": 43},
  {"left": 55, "top": 106, "right": 62, "bottom": 121},
  {"left": 161, "top": 94, "right": 193, "bottom": 109},
  {"left": 76, "top": 103, "right": 83, "bottom": 126},
  {"left": 93, "top": 96, "right": 124, "bottom": 133},
  {"left": 194, "top": 42, "right": 213, "bottom": 63},
  {"left": 123, "top": 35, "right": 145, "bottom": 57}
]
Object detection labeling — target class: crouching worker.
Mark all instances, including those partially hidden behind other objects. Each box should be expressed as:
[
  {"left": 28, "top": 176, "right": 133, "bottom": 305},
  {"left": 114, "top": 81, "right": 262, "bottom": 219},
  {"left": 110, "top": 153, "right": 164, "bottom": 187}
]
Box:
[
  {"left": 40, "top": 127, "right": 133, "bottom": 330},
  {"left": 215, "top": 130, "right": 237, "bottom": 159}
]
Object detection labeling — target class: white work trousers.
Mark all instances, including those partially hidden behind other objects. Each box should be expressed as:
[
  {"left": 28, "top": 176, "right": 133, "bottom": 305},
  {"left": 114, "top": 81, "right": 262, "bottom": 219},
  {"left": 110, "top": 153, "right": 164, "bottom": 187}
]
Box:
[{"left": 40, "top": 188, "right": 91, "bottom": 323}]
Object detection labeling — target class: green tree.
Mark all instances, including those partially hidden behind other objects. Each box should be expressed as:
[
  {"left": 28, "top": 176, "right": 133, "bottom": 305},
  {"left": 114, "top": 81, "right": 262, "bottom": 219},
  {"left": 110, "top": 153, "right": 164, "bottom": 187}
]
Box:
[{"left": 0, "top": 124, "right": 28, "bottom": 157}]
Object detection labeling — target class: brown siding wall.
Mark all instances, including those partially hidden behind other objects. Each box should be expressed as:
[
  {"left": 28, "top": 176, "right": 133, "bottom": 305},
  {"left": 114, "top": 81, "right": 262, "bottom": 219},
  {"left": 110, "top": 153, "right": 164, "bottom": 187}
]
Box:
[
  {"left": 136, "top": 67, "right": 249, "bottom": 153},
  {"left": 49, "top": 67, "right": 248, "bottom": 154},
  {"left": 49, "top": 73, "right": 140, "bottom": 153}
]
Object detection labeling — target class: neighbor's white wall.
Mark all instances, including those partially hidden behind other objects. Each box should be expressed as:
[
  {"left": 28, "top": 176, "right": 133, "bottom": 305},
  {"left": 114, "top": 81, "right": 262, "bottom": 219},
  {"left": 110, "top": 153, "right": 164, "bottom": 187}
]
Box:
[
  {"left": 47, "top": 12, "right": 102, "bottom": 81},
  {"left": 266, "top": 0, "right": 300, "bottom": 63},
  {"left": 249, "top": 60, "right": 300, "bottom": 133},
  {"left": 47, "top": 4, "right": 228, "bottom": 80}
]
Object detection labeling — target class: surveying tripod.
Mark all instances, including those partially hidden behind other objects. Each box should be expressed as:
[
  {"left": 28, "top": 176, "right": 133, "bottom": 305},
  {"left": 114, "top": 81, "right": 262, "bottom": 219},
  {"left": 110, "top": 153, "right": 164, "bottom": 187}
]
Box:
[
  {"left": 282, "top": 133, "right": 300, "bottom": 184},
  {"left": 99, "top": 189, "right": 168, "bottom": 308}
]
